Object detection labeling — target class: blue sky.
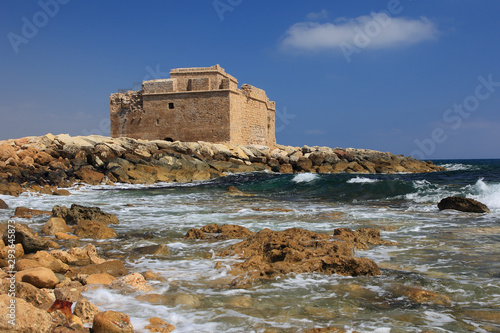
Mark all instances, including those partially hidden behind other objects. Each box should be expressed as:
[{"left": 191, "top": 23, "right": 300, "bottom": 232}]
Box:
[{"left": 1, "top": 1, "right": 499, "bottom": 159}]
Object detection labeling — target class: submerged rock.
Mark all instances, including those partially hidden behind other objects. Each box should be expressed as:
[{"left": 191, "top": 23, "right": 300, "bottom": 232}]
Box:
[
  {"left": 218, "top": 227, "right": 383, "bottom": 287},
  {"left": 438, "top": 196, "right": 490, "bottom": 213}
]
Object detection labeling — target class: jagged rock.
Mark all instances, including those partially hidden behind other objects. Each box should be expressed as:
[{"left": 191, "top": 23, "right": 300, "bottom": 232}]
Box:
[
  {"left": 1, "top": 222, "right": 49, "bottom": 253},
  {"left": 0, "top": 295, "right": 53, "bottom": 333},
  {"left": 438, "top": 196, "right": 490, "bottom": 213},
  {"left": 74, "top": 297, "right": 100, "bottom": 324},
  {"left": 333, "top": 228, "right": 398, "bottom": 250},
  {"left": 184, "top": 223, "right": 254, "bottom": 240},
  {"left": 52, "top": 204, "right": 119, "bottom": 225},
  {"left": 218, "top": 227, "right": 381, "bottom": 287},
  {"left": 92, "top": 310, "right": 134, "bottom": 333}
]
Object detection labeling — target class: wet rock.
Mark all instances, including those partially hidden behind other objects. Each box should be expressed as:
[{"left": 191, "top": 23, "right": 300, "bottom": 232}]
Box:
[
  {"left": 438, "top": 196, "right": 490, "bottom": 213},
  {"left": 0, "top": 199, "right": 8, "bottom": 209},
  {"left": 392, "top": 285, "right": 451, "bottom": 306},
  {"left": 184, "top": 223, "right": 254, "bottom": 240},
  {"left": 74, "top": 219, "right": 117, "bottom": 239},
  {"left": 52, "top": 204, "right": 119, "bottom": 225},
  {"left": 92, "top": 310, "right": 134, "bottom": 333},
  {"left": 145, "top": 317, "right": 175, "bottom": 333},
  {"left": 219, "top": 227, "right": 381, "bottom": 287},
  {"left": 41, "top": 217, "right": 72, "bottom": 235},
  {"left": 13, "top": 206, "right": 52, "bottom": 218},
  {"left": 74, "top": 297, "right": 100, "bottom": 324},
  {"left": 1, "top": 222, "right": 49, "bottom": 253},
  {"left": 333, "top": 228, "right": 398, "bottom": 250},
  {"left": 16, "top": 267, "right": 60, "bottom": 289},
  {"left": 0, "top": 294, "right": 53, "bottom": 333},
  {"left": 133, "top": 244, "right": 170, "bottom": 256}
]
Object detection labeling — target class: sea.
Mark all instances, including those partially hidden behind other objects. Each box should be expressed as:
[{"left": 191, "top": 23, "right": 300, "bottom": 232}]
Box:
[{"left": 1, "top": 159, "right": 499, "bottom": 332}]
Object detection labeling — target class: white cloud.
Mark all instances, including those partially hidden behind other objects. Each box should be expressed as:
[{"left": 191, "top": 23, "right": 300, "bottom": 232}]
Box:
[
  {"left": 281, "top": 13, "right": 438, "bottom": 51},
  {"left": 306, "top": 9, "right": 328, "bottom": 21}
]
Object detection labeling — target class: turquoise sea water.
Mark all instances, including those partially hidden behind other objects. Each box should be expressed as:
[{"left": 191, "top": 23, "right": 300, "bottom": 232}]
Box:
[{"left": 1, "top": 159, "right": 499, "bottom": 332}]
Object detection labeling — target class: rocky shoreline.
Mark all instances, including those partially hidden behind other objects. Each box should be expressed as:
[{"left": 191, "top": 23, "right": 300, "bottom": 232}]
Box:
[
  {"left": 0, "top": 133, "right": 445, "bottom": 196},
  {"left": 2, "top": 201, "right": 454, "bottom": 332}
]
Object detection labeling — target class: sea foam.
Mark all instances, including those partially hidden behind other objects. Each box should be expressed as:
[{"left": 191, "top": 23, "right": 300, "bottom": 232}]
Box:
[
  {"left": 347, "top": 176, "right": 380, "bottom": 184},
  {"left": 292, "top": 173, "right": 318, "bottom": 183}
]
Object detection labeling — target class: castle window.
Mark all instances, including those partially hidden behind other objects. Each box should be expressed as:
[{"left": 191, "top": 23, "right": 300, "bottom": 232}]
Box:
[{"left": 168, "top": 102, "right": 174, "bottom": 109}]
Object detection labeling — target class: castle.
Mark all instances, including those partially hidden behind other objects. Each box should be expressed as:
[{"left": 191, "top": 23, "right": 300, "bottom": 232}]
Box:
[{"left": 110, "top": 65, "right": 276, "bottom": 147}]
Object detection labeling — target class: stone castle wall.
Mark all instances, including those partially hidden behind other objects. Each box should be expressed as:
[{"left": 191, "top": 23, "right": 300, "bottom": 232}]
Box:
[{"left": 110, "top": 65, "right": 275, "bottom": 146}]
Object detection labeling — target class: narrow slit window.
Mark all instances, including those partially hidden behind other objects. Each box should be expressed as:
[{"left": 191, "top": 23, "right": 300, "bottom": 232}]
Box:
[{"left": 168, "top": 102, "right": 174, "bottom": 109}]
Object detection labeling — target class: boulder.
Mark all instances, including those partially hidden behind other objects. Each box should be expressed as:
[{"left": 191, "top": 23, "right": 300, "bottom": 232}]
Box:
[
  {"left": 0, "top": 295, "right": 53, "bottom": 333},
  {"left": 133, "top": 244, "right": 170, "bottom": 256},
  {"left": 5, "top": 281, "right": 54, "bottom": 309},
  {"left": 16, "top": 267, "right": 60, "bottom": 289},
  {"left": 0, "top": 199, "right": 8, "bottom": 209},
  {"left": 110, "top": 272, "right": 152, "bottom": 292},
  {"left": 0, "top": 243, "right": 24, "bottom": 258},
  {"left": 86, "top": 273, "right": 116, "bottom": 285},
  {"left": 74, "top": 219, "right": 117, "bottom": 239},
  {"left": 52, "top": 204, "right": 119, "bottom": 225},
  {"left": 52, "top": 189, "right": 71, "bottom": 196},
  {"left": 75, "top": 166, "right": 106, "bottom": 185},
  {"left": 0, "top": 143, "right": 17, "bottom": 161},
  {"left": 92, "top": 310, "right": 134, "bottom": 333},
  {"left": 438, "top": 196, "right": 490, "bottom": 213},
  {"left": 2, "top": 222, "right": 49, "bottom": 253},
  {"left": 67, "top": 259, "right": 128, "bottom": 278},
  {"left": 41, "top": 217, "right": 72, "bottom": 235},
  {"left": 13, "top": 207, "right": 51, "bottom": 218},
  {"left": 184, "top": 223, "right": 254, "bottom": 240}
]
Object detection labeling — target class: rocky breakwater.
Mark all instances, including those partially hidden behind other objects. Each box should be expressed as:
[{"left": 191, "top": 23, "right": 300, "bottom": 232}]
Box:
[{"left": 0, "top": 133, "right": 445, "bottom": 195}]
